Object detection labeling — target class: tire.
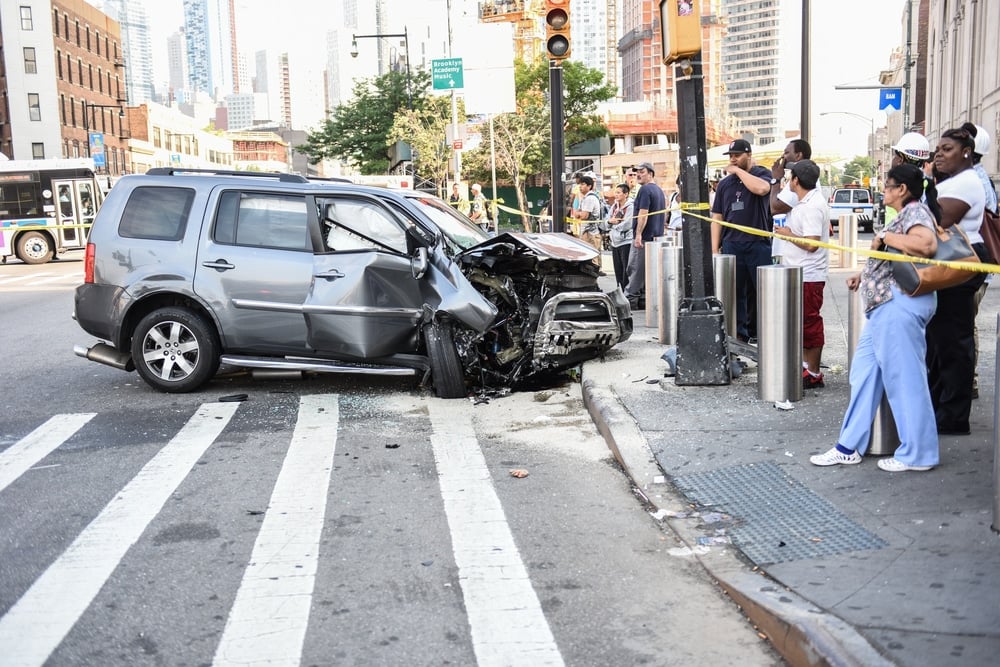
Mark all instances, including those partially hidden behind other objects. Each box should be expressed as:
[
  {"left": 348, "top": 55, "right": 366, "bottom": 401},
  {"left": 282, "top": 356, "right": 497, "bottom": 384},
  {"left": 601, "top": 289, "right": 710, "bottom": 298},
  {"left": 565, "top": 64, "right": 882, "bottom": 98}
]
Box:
[
  {"left": 423, "top": 321, "right": 467, "bottom": 399},
  {"left": 131, "top": 307, "right": 220, "bottom": 393},
  {"left": 16, "top": 231, "right": 54, "bottom": 265}
]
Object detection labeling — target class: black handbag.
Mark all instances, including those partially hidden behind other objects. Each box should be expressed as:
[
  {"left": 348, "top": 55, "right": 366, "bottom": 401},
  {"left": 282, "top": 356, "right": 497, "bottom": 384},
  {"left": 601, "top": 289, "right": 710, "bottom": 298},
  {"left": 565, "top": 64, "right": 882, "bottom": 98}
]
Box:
[{"left": 890, "top": 223, "right": 980, "bottom": 296}]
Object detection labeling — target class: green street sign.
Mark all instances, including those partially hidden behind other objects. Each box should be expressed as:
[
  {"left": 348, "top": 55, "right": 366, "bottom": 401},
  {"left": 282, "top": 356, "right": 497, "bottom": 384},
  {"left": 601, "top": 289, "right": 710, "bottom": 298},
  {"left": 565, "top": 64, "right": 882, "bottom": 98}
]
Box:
[{"left": 432, "top": 58, "right": 464, "bottom": 90}]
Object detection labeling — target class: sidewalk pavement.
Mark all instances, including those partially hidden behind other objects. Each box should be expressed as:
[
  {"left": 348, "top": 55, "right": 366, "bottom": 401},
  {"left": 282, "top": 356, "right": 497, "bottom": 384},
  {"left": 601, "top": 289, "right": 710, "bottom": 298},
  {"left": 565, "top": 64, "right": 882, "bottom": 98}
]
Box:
[{"left": 583, "top": 263, "right": 1000, "bottom": 666}]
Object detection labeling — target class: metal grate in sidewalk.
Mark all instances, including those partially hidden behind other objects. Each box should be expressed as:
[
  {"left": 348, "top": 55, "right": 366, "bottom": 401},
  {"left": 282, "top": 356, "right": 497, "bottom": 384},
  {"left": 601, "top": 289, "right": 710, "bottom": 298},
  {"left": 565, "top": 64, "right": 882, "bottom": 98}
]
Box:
[{"left": 673, "top": 461, "right": 887, "bottom": 564}]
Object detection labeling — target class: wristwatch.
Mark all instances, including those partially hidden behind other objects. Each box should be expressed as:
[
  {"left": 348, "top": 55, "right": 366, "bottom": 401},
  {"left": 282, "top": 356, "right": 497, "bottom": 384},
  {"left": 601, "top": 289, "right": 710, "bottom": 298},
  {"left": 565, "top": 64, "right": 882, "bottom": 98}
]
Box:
[{"left": 769, "top": 177, "right": 778, "bottom": 186}]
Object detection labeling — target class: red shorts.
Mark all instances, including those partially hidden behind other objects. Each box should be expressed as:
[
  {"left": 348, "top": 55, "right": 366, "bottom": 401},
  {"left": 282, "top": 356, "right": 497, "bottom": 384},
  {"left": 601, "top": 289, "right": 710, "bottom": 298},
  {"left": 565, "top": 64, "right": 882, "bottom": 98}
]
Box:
[{"left": 803, "top": 281, "right": 825, "bottom": 348}]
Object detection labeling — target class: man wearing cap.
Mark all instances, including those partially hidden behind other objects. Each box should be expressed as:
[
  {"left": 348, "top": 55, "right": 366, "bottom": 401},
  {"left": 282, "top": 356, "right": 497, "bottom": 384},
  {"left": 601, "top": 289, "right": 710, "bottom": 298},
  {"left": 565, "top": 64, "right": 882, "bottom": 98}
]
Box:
[
  {"left": 772, "top": 160, "right": 830, "bottom": 389},
  {"left": 469, "top": 184, "right": 489, "bottom": 231},
  {"left": 624, "top": 162, "right": 666, "bottom": 308},
  {"left": 711, "top": 139, "right": 773, "bottom": 342}
]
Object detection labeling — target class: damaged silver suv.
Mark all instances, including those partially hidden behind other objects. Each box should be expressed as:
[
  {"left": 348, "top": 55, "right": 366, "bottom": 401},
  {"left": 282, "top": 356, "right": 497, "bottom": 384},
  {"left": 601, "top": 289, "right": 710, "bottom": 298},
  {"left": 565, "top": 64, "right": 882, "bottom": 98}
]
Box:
[{"left": 74, "top": 169, "right": 632, "bottom": 398}]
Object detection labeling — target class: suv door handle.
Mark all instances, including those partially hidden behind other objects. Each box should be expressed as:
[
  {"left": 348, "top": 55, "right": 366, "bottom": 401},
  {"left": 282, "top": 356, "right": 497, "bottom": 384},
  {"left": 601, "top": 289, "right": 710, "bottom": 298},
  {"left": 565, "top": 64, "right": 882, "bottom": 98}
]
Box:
[
  {"left": 202, "top": 259, "right": 236, "bottom": 271},
  {"left": 316, "top": 269, "right": 345, "bottom": 281}
]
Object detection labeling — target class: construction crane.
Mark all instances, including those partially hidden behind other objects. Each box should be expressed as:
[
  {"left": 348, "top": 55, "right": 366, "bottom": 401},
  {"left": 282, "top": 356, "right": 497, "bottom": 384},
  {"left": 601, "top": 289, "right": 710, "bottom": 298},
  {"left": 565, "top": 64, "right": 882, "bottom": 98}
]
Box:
[{"left": 479, "top": 0, "right": 544, "bottom": 63}]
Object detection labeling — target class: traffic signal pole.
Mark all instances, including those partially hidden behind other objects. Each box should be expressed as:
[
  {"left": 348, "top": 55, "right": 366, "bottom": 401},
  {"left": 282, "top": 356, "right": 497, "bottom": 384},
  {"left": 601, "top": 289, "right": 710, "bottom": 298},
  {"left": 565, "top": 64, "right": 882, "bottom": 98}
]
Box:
[
  {"left": 544, "top": 1, "right": 570, "bottom": 233},
  {"left": 549, "top": 62, "right": 565, "bottom": 233},
  {"left": 673, "top": 56, "right": 730, "bottom": 386}
]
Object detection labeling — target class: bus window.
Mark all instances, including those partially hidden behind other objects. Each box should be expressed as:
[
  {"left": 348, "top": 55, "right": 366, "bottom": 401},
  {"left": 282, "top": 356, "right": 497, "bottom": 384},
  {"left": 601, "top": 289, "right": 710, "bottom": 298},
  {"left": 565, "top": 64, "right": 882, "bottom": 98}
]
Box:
[{"left": 58, "top": 184, "right": 73, "bottom": 218}]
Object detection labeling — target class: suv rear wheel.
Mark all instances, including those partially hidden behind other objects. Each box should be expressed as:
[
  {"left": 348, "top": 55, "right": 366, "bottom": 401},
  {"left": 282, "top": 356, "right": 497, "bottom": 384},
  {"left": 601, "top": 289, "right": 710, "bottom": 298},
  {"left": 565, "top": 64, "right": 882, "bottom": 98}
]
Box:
[
  {"left": 131, "top": 307, "right": 220, "bottom": 393},
  {"left": 423, "top": 321, "right": 467, "bottom": 399}
]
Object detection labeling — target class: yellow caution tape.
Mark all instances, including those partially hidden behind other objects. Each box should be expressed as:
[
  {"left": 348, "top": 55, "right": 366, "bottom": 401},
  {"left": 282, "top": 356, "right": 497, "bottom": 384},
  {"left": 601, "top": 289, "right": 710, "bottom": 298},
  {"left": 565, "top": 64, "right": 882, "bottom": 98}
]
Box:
[{"left": 492, "top": 197, "right": 1000, "bottom": 274}]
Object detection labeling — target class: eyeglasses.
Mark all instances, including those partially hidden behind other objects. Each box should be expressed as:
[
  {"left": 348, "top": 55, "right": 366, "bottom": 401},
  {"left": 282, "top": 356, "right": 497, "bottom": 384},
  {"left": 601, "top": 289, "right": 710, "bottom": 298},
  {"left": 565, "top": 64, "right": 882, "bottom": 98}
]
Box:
[{"left": 885, "top": 182, "right": 903, "bottom": 190}]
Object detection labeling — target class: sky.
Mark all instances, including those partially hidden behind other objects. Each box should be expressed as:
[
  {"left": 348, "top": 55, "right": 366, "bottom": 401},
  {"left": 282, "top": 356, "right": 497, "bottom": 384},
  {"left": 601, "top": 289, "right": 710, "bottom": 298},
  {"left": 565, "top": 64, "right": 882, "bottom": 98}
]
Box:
[
  {"left": 807, "top": 0, "right": 910, "bottom": 158},
  {"left": 135, "top": 0, "right": 908, "bottom": 159}
]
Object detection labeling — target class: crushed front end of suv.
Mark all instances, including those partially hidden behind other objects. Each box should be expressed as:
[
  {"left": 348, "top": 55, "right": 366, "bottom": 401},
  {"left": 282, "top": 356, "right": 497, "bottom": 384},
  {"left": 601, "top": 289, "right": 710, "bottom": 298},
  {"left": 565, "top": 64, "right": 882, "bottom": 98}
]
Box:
[{"left": 73, "top": 170, "right": 632, "bottom": 398}]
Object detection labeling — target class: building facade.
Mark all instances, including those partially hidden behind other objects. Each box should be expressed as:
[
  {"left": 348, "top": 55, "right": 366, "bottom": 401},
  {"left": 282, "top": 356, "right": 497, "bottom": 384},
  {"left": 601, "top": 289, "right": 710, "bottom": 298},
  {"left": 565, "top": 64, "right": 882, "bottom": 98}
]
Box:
[
  {"left": 923, "top": 0, "right": 1000, "bottom": 182},
  {"left": 0, "top": 0, "right": 128, "bottom": 172}
]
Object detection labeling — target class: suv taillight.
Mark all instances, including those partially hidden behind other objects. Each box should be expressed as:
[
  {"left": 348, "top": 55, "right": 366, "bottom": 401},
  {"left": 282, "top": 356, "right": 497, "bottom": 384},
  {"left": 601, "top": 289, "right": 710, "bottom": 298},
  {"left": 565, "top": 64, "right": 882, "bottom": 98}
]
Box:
[{"left": 84, "top": 243, "right": 95, "bottom": 284}]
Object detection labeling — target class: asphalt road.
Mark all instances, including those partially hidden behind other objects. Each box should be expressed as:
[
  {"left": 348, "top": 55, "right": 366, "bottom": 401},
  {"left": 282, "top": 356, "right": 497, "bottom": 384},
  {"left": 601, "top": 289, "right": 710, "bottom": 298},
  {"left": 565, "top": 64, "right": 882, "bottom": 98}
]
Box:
[{"left": 0, "top": 259, "right": 781, "bottom": 666}]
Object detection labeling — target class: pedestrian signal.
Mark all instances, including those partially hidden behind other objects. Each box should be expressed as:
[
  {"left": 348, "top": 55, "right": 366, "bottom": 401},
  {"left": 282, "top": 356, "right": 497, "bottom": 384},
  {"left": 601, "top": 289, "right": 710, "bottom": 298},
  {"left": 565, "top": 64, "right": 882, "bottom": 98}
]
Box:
[
  {"left": 545, "top": 0, "right": 571, "bottom": 63},
  {"left": 659, "top": 0, "right": 701, "bottom": 65}
]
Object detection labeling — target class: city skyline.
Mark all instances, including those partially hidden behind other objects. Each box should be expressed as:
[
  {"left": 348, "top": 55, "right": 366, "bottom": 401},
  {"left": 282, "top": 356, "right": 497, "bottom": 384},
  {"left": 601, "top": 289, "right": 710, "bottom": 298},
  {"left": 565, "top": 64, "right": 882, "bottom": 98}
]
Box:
[{"left": 96, "top": 0, "right": 904, "bottom": 159}]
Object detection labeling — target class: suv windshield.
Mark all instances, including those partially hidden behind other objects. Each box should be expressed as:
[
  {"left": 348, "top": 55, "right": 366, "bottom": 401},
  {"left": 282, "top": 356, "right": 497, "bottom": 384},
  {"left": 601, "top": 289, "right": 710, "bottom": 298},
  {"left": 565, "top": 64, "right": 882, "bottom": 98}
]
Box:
[{"left": 406, "top": 194, "right": 489, "bottom": 253}]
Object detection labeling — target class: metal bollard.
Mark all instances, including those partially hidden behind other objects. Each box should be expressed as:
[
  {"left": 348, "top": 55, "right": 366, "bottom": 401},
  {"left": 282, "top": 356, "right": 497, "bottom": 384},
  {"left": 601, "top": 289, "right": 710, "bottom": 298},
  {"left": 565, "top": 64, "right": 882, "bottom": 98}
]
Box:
[
  {"left": 713, "top": 254, "right": 736, "bottom": 339},
  {"left": 993, "top": 315, "right": 1000, "bottom": 532},
  {"left": 658, "top": 246, "right": 685, "bottom": 344},
  {"left": 838, "top": 214, "right": 858, "bottom": 268},
  {"left": 757, "top": 265, "right": 803, "bottom": 402},
  {"left": 663, "top": 229, "right": 683, "bottom": 247},
  {"left": 848, "top": 288, "right": 899, "bottom": 455},
  {"left": 644, "top": 238, "right": 666, "bottom": 330}
]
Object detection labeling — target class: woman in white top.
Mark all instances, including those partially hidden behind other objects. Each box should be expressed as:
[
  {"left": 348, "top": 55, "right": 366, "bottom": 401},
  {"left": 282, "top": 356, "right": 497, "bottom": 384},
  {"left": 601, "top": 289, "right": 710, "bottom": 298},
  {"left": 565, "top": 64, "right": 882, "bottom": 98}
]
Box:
[{"left": 925, "top": 127, "right": 988, "bottom": 436}]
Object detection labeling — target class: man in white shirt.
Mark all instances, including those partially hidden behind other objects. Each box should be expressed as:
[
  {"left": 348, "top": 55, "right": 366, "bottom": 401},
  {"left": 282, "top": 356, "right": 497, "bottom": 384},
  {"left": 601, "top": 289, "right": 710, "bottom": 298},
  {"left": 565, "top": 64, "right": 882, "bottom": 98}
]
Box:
[{"left": 772, "top": 160, "right": 830, "bottom": 389}]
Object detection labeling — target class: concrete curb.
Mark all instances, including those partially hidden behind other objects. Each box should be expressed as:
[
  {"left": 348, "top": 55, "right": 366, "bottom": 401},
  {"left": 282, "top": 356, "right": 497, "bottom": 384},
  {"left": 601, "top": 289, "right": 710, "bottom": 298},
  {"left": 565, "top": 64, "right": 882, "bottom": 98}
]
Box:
[{"left": 581, "top": 374, "right": 893, "bottom": 667}]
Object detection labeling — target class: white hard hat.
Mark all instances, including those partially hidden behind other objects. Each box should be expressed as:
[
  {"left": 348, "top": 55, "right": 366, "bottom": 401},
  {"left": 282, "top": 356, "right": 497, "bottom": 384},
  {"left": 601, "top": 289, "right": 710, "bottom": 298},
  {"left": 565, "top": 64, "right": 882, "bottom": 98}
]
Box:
[
  {"left": 891, "top": 132, "right": 931, "bottom": 162},
  {"left": 471, "top": 183, "right": 482, "bottom": 191},
  {"left": 973, "top": 124, "right": 991, "bottom": 157}
]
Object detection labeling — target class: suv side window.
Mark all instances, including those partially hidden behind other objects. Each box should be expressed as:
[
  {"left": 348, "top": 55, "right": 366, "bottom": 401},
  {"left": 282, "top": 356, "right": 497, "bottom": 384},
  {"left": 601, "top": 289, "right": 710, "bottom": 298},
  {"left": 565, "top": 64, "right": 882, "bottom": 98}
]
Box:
[
  {"left": 118, "top": 186, "right": 194, "bottom": 241},
  {"left": 320, "top": 197, "right": 407, "bottom": 254},
  {"left": 214, "top": 191, "right": 311, "bottom": 251}
]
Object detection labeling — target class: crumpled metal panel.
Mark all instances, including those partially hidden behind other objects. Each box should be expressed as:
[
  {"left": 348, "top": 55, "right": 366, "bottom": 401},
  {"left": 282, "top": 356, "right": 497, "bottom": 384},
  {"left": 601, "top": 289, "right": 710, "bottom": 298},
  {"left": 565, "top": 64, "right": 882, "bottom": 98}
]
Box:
[{"left": 532, "top": 290, "right": 632, "bottom": 362}]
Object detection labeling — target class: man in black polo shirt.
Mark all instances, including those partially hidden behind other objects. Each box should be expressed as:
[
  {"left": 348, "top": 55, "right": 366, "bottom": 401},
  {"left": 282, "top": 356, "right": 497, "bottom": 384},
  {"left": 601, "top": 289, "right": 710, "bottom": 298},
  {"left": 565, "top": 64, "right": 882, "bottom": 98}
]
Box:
[
  {"left": 624, "top": 162, "right": 666, "bottom": 309},
  {"left": 710, "top": 140, "right": 773, "bottom": 342}
]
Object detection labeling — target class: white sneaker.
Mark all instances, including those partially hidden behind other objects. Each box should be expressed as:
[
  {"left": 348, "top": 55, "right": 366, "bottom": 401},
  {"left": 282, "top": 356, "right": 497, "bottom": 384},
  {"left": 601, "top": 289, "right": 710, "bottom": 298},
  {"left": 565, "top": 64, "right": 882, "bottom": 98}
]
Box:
[
  {"left": 810, "top": 447, "right": 862, "bottom": 467},
  {"left": 877, "top": 457, "right": 933, "bottom": 472}
]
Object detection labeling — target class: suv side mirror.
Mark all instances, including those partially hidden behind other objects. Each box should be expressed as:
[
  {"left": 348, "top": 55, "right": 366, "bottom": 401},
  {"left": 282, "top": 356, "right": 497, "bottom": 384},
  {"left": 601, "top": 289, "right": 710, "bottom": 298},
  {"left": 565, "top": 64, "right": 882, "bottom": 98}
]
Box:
[
  {"left": 406, "top": 224, "right": 436, "bottom": 248},
  {"left": 411, "top": 246, "right": 429, "bottom": 279}
]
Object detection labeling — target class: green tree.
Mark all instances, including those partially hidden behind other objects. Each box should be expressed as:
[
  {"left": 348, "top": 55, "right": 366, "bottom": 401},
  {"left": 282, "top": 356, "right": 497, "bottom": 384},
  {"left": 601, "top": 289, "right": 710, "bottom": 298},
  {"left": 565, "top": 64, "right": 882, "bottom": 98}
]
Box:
[
  {"left": 838, "top": 156, "right": 873, "bottom": 186},
  {"left": 388, "top": 95, "right": 463, "bottom": 196},
  {"left": 299, "top": 69, "right": 431, "bottom": 174},
  {"left": 514, "top": 59, "right": 616, "bottom": 147},
  {"left": 461, "top": 58, "right": 615, "bottom": 230}
]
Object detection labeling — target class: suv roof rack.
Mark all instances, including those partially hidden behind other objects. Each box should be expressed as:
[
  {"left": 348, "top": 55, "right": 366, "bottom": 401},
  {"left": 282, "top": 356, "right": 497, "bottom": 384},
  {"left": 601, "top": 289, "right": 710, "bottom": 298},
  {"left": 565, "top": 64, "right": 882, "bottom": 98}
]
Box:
[{"left": 145, "top": 167, "right": 309, "bottom": 183}]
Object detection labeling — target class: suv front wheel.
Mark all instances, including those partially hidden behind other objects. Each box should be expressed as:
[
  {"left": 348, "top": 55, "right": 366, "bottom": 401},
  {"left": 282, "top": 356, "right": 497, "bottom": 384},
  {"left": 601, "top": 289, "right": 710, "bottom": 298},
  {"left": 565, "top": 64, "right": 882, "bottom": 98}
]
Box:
[
  {"left": 131, "top": 307, "right": 220, "bottom": 393},
  {"left": 423, "top": 321, "right": 467, "bottom": 399}
]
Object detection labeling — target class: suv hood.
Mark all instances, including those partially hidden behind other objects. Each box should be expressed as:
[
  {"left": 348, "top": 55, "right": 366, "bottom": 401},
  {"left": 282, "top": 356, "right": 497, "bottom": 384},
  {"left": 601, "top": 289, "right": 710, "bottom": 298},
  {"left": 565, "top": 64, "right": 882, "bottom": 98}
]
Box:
[{"left": 458, "top": 231, "right": 600, "bottom": 263}]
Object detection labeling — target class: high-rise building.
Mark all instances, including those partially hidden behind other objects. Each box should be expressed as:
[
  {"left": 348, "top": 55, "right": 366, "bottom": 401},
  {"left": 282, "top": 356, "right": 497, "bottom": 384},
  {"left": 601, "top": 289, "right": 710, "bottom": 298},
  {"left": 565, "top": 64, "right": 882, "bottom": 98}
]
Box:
[
  {"left": 720, "top": 0, "right": 801, "bottom": 144},
  {"left": 166, "top": 29, "right": 189, "bottom": 104},
  {"left": 616, "top": 0, "right": 731, "bottom": 143},
  {"left": 99, "top": 0, "right": 154, "bottom": 105},
  {"left": 182, "top": 0, "right": 233, "bottom": 100},
  {"left": 253, "top": 50, "right": 291, "bottom": 128}
]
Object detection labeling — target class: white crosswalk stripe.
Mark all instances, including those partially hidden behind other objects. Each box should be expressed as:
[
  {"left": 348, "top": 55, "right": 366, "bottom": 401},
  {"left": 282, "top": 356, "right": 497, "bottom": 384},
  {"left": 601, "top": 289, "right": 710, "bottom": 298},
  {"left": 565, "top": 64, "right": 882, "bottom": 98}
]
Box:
[
  {"left": 428, "top": 400, "right": 564, "bottom": 667},
  {"left": 0, "top": 402, "right": 239, "bottom": 667},
  {"left": 0, "top": 398, "right": 569, "bottom": 666},
  {"left": 213, "top": 395, "right": 339, "bottom": 667},
  {"left": 0, "top": 414, "right": 96, "bottom": 494}
]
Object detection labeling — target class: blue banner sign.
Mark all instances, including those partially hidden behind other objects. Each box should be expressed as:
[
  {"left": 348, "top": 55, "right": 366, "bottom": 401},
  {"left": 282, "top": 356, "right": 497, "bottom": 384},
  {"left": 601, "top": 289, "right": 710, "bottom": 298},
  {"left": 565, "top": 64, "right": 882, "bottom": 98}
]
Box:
[{"left": 879, "top": 88, "right": 902, "bottom": 111}]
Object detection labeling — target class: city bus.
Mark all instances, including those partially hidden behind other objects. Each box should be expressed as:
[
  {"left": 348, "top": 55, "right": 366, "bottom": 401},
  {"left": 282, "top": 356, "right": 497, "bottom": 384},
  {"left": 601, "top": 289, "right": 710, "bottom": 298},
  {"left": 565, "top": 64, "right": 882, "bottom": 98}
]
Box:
[{"left": 0, "top": 158, "right": 105, "bottom": 264}]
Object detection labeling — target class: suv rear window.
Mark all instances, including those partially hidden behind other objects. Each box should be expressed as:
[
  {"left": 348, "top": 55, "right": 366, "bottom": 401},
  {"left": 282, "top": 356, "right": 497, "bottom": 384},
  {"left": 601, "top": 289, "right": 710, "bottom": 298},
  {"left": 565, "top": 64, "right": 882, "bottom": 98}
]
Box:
[{"left": 118, "top": 186, "right": 195, "bottom": 240}]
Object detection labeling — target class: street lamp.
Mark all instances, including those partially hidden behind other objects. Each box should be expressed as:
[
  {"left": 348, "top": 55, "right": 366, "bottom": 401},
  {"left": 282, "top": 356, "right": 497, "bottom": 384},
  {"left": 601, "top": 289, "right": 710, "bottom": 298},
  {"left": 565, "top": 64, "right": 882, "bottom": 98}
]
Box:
[
  {"left": 82, "top": 102, "right": 125, "bottom": 149},
  {"left": 350, "top": 28, "right": 412, "bottom": 109},
  {"left": 819, "top": 111, "right": 878, "bottom": 188},
  {"left": 82, "top": 102, "right": 125, "bottom": 172}
]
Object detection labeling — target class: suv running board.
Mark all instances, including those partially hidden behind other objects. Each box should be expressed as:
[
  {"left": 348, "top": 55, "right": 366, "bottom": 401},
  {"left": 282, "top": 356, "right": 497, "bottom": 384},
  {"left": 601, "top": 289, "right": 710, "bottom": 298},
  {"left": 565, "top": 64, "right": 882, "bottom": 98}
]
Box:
[{"left": 220, "top": 355, "right": 421, "bottom": 376}]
